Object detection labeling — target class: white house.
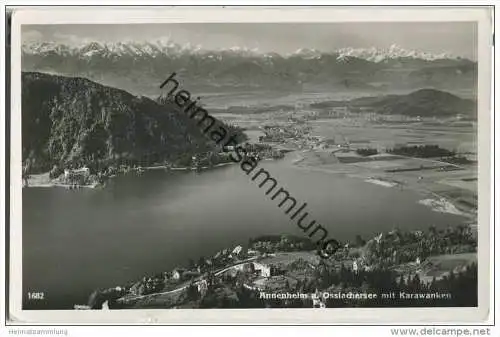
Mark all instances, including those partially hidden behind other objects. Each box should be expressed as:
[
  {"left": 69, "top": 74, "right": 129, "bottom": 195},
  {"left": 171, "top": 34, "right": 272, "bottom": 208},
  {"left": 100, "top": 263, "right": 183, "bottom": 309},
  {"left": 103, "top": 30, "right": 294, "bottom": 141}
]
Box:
[
  {"left": 253, "top": 262, "right": 271, "bottom": 277},
  {"left": 247, "top": 249, "right": 259, "bottom": 256},
  {"left": 64, "top": 167, "right": 90, "bottom": 181},
  {"left": 352, "top": 260, "right": 359, "bottom": 273},
  {"left": 232, "top": 245, "right": 243, "bottom": 256},
  {"left": 74, "top": 167, "right": 90, "bottom": 175},
  {"left": 197, "top": 279, "right": 208, "bottom": 296},
  {"left": 172, "top": 268, "right": 186, "bottom": 280}
]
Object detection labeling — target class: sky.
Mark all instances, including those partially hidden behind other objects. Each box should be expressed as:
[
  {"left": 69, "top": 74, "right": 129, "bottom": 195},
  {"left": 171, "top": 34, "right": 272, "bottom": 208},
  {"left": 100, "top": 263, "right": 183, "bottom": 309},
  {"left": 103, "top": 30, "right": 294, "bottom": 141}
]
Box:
[{"left": 22, "top": 22, "right": 478, "bottom": 59}]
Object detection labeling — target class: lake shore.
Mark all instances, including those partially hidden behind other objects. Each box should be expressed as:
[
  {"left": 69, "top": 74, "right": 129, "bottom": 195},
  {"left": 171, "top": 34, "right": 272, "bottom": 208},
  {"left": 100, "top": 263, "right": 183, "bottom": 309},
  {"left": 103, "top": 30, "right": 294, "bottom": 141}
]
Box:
[
  {"left": 24, "top": 172, "right": 100, "bottom": 189},
  {"left": 81, "top": 226, "right": 478, "bottom": 310},
  {"left": 23, "top": 162, "right": 240, "bottom": 189},
  {"left": 23, "top": 153, "right": 287, "bottom": 190},
  {"left": 290, "top": 150, "right": 476, "bottom": 219}
]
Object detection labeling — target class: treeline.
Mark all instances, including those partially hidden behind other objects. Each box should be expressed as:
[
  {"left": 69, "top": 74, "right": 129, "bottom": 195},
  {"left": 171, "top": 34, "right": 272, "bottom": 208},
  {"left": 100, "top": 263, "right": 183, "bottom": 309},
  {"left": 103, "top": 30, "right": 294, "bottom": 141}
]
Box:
[
  {"left": 356, "top": 148, "right": 378, "bottom": 156},
  {"left": 361, "top": 225, "right": 477, "bottom": 268},
  {"left": 388, "top": 145, "right": 455, "bottom": 158},
  {"left": 319, "top": 261, "right": 477, "bottom": 307},
  {"left": 200, "top": 262, "right": 478, "bottom": 309},
  {"left": 248, "top": 235, "right": 318, "bottom": 253}
]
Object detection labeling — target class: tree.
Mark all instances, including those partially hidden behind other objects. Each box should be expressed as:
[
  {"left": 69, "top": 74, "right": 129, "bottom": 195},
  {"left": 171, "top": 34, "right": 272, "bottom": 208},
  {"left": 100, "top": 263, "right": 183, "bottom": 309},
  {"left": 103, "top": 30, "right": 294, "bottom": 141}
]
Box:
[
  {"left": 398, "top": 275, "right": 406, "bottom": 289},
  {"left": 186, "top": 283, "right": 200, "bottom": 301},
  {"left": 412, "top": 274, "right": 421, "bottom": 290},
  {"left": 429, "top": 276, "right": 437, "bottom": 291},
  {"left": 49, "top": 164, "right": 64, "bottom": 179},
  {"left": 428, "top": 225, "right": 437, "bottom": 237},
  {"left": 448, "top": 270, "right": 455, "bottom": 282}
]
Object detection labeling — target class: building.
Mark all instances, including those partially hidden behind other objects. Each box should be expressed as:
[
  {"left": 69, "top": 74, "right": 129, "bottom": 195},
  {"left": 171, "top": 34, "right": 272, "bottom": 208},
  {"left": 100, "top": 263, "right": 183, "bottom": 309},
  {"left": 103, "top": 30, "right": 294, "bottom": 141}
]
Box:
[
  {"left": 197, "top": 279, "right": 208, "bottom": 296},
  {"left": 172, "top": 268, "right": 186, "bottom": 280},
  {"left": 64, "top": 167, "right": 90, "bottom": 184},
  {"left": 247, "top": 249, "right": 259, "bottom": 256},
  {"left": 232, "top": 245, "right": 243, "bottom": 256},
  {"left": 352, "top": 261, "right": 359, "bottom": 273},
  {"left": 234, "top": 263, "right": 255, "bottom": 273},
  {"left": 253, "top": 262, "right": 271, "bottom": 277},
  {"left": 64, "top": 167, "right": 90, "bottom": 178}
]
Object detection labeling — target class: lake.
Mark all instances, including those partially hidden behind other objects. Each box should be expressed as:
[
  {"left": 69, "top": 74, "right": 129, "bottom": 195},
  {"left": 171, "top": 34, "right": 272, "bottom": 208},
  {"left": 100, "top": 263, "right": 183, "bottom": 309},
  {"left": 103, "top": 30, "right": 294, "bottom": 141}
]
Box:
[{"left": 22, "top": 153, "right": 467, "bottom": 309}]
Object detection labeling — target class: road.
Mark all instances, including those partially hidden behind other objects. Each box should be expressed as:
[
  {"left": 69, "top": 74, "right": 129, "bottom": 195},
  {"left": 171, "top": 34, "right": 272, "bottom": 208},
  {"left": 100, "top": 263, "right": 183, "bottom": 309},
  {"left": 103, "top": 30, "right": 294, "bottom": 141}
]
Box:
[{"left": 119, "top": 256, "right": 259, "bottom": 302}]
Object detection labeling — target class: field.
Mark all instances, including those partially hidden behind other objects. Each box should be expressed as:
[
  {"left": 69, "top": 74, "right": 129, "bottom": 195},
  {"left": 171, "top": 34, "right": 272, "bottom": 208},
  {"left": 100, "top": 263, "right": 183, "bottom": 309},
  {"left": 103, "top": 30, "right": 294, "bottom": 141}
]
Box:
[
  {"left": 418, "top": 253, "right": 477, "bottom": 282},
  {"left": 213, "top": 101, "right": 478, "bottom": 220}
]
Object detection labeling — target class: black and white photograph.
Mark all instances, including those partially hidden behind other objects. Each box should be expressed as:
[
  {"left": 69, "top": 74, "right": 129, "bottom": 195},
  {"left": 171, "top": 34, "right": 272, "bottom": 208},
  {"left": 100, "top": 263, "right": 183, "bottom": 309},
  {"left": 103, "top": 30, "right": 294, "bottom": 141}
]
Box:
[{"left": 6, "top": 6, "right": 493, "bottom": 325}]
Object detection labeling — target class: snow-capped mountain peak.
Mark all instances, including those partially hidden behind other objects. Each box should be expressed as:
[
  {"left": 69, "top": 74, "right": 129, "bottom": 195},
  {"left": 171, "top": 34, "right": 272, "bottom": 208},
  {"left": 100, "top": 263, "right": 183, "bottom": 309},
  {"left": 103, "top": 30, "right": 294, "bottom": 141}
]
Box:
[
  {"left": 335, "top": 44, "right": 457, "bottom": 62},
  {"left": 291, "top": 48, "right": 322, "bottom": 59},
  {"left": 21, "top": 40, "right": 463, "bottom": 63}
]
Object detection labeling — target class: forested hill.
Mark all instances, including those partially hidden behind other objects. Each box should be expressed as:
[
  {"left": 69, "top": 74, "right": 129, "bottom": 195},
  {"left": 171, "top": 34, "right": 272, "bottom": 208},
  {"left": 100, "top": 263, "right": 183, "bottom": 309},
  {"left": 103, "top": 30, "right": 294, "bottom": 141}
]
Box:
[
  {"left": 22, "top": 72, "right": 241, "bottom": 173},
  {"left": 311, "top": 88, "right": 477, "bottom": 119},
  {"left": 348, "top": 89, "right": 477, "bottom": 118}
]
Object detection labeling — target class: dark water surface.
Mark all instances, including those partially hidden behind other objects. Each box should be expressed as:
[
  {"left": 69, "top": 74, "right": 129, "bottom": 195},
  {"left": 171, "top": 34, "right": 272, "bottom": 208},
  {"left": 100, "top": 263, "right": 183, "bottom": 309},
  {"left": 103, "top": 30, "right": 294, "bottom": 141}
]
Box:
[{"left": 22, "top": 154, "right": 466, "bottom": 309}]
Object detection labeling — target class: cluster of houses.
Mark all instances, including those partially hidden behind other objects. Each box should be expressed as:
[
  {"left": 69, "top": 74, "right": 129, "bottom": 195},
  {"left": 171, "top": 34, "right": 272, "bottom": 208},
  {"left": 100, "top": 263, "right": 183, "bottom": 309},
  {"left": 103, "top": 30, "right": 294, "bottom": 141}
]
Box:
[
  {"left": 136, "top": 245, "right": 260, "bottom": 295},
  {"left": 228, "top": 261, "right": 272, "bottom": 279},
  {"left": 98, "top": 222, "right": 478, "bottom": 309},
  {"left": 258, "top": 123, "right": 342, "bottom": 152},
  {"left": 259, "top": 125, "right": 310, "bottom": 144},
  {"left": 62, "top": 167, "right": 91, "bottom": 185}
]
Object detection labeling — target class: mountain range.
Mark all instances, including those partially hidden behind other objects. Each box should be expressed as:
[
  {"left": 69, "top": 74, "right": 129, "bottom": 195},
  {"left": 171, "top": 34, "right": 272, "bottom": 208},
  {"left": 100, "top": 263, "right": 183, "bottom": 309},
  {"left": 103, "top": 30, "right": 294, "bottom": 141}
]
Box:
[
  {"left": 22, "top": 41, "right": 477, "bottom": 96},
  {"left": 22, "top": 41, "right": 460, "bottom": 61},
  {"left": 22, "top": 71, "right": 243, "bottom": 173}
]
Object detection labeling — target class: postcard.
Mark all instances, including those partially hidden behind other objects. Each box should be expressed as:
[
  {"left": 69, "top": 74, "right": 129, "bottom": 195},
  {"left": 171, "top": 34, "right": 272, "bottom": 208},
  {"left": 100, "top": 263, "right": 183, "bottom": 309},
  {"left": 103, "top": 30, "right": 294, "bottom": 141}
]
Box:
[{"left": 7, "top": 6, "right": 493, "bottom": 324}]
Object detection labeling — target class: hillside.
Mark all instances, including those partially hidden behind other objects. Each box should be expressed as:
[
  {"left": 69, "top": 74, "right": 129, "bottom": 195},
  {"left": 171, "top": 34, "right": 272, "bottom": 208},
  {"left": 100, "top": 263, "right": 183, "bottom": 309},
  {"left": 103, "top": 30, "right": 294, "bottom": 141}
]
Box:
[
  {"left": 22, "top": 72, "right": 242, "bottom": 173},
  {"left": 311, "top": 89, "right": 477, "bottom": 119},
  {"left": 88, "top": 225, "right": 477, "bottom": 309}
]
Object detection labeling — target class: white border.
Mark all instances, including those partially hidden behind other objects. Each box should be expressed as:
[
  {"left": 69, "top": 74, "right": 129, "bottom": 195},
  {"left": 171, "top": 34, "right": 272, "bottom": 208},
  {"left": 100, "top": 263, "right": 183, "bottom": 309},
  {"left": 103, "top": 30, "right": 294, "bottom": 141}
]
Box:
[{"left": 8, "top": 6, "right": 493, "bottom": 325}]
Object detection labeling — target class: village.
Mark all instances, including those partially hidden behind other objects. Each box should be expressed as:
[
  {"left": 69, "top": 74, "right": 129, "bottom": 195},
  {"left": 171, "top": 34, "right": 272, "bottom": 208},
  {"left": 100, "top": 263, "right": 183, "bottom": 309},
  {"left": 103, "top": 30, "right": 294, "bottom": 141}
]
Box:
[
  {"left": 241, "top": 103, "right": 478, "bottom": 219},
  {"left": 77, "top": 221, "right": 478, "bottom": 310}
]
